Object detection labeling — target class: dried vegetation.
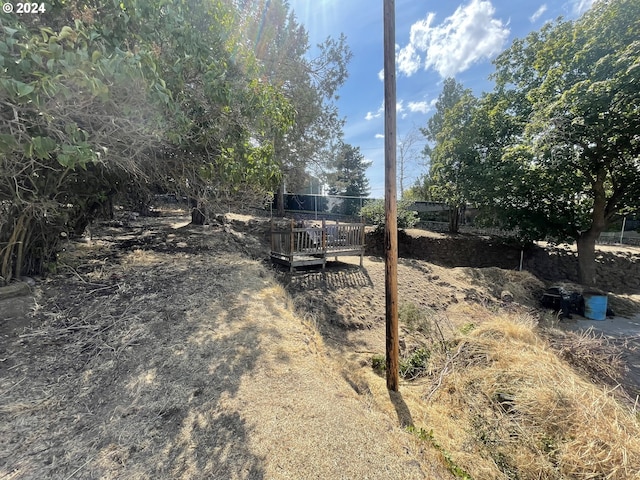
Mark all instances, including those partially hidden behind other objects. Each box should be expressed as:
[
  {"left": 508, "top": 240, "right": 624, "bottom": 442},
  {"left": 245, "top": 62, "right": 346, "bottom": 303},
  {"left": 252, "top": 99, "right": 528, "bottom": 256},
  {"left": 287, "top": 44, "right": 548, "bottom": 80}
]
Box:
[
  {"left": 2, "top": 212, "right": 640, "bottom": 479},
  {"left": 420, "top": 314, "right": 640, "bottom": 479}
]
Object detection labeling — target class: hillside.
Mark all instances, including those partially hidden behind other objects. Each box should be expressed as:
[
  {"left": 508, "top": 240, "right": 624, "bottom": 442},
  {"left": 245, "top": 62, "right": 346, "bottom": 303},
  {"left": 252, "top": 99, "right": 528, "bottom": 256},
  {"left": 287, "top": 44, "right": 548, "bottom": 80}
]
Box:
[{"left": 1, "top": 210, "right": 640, "bottom": 479}]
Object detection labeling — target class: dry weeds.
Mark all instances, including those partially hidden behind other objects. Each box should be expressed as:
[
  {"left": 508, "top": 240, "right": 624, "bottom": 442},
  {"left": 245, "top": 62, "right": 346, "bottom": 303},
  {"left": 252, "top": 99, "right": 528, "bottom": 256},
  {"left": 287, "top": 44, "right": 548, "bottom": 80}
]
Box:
[
  {"left": 3, "top": 213, "right": 640, "bottom": 480},
  {"left": 422, "top": 314, "right": 640, "bottom": 479},
  {"left": 543, "top": 327, "right": 628, "bottom": 387},
  {"left": 0, "top": 214, "right": 448, "bottom": 479}
]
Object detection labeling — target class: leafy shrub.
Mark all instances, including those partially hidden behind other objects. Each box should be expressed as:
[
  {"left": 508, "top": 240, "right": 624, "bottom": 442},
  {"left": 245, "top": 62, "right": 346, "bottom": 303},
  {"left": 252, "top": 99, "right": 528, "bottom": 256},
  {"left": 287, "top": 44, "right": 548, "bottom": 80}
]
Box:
[
  {"left": 371, "top": 354, "right": 386, "bottom": 373},
  {"left": 360, "top": 199, "right": 418, "bottom": 232},
  {"left": 400, "top": 348, "right": 431, "bottom": 379}
]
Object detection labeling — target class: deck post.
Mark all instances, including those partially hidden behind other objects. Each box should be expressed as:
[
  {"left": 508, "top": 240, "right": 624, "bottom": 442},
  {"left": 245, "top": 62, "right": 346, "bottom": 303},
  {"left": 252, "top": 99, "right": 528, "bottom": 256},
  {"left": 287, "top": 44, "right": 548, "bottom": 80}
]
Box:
[
  {"left": 360, "top": 220, "right": 365, "bottom": 267},
  {"left": 289, "top": 218, "right": 294, "bottom": 273},
  {"left": 334, "top": 220, "right": 339, "bottom": 262},
  {"left": 270, "top": 218, "right": 274, "bottom": 254},
  {"left": 322, "top": 219, "right": 327, "bottom": 270},
  {"left": 321, "top": 218, "right": 327, "bottom": 252}
]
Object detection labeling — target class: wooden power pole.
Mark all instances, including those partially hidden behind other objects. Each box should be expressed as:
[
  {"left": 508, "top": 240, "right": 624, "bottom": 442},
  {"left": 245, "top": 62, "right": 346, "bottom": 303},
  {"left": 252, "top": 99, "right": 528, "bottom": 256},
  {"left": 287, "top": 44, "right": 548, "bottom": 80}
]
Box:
[{"left": 383, "top": 0, "right": 399, "bottom": 391}]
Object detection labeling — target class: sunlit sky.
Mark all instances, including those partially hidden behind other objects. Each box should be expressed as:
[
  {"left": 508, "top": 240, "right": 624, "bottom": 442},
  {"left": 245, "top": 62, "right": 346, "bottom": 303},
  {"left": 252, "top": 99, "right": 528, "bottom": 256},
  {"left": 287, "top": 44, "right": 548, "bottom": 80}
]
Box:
[{"left": 288, "top": 0, "right": 597, "bottom": 197}]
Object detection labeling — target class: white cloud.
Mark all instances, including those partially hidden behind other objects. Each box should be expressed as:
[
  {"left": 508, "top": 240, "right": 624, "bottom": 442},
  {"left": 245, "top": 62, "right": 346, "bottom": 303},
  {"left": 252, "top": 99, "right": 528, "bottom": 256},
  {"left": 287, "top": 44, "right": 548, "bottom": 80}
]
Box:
[
  {"left": 397, "top": 0, "right": 509, "bottom": 78},
  {"left": 407, "top": 99, "right": 436, "bottom": 114},
  {"left": 397, "top": 43, "right": 420, "bottom": 77},
  {"left": 378, "top": 69, "right": 384, "bottom": 81},
  {"left": 365, "top": 101, "right": 384, "bottom": 121},
  {"left": 365, "top": 100, "right": 405, "bottom": 121},
  {"left": 375, "top": 133, "right": 385, "bottom": 139},
  {"left": 530, "top": 4, "right": 547, "bottom": 22},
  {"left": 571, "top": 0, "right": 596, "bottom": 15},
  {"left": 365, "top": 110, "right": 380, "bottom": 121}
]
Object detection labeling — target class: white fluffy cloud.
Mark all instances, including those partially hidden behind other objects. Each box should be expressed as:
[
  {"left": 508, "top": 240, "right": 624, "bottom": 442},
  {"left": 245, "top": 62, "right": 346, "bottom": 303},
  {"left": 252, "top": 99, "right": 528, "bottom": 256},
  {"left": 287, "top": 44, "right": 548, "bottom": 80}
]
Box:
[
  {"left": 375, "top": 133, "right": 385, "bottom": 139},
  {"left": 396, "top": 43, "right": 420, "bottom": 77},
  {"left": 365, "top": 100, "right": 405, "bottom": 121},
  {"left": 365, "top": 109, "right": 381, "bottom": 121},
  {"left": 407, "top": 99, "right": 436, "bottom": 114},
  {"left": 397, "top": 0, "right": 509, "bottom": 78},
  {"left": 365, "top": 101, "right": 383, "bottom": 121},
  {"left": 530, "top": 4, "right": 547, "bottom": 22}
]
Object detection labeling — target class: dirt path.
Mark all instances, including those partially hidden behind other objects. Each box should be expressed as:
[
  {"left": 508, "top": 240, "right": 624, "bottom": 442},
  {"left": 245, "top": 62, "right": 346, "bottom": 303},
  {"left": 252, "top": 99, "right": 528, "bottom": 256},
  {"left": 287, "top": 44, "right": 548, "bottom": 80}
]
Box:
[{"left": 0, "top": 219, "right": 446, "bottom": 479}]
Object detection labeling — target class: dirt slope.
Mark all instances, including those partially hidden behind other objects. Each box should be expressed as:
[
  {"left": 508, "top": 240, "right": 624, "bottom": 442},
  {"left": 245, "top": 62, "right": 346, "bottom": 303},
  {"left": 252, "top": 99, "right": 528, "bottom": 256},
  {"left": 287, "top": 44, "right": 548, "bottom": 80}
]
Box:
[
  {"left": 0, "top": 216, "right": 447, "bottom": 479},
  {"left": 2, "top": 212, "right": 640, "bottom": 479}
]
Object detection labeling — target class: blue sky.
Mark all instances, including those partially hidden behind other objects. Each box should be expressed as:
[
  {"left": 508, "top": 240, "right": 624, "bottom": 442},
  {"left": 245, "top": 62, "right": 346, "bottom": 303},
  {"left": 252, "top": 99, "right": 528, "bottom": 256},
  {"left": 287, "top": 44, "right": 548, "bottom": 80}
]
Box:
[{"left": 288, "top": 0, "right": 597, "bottom": 198}]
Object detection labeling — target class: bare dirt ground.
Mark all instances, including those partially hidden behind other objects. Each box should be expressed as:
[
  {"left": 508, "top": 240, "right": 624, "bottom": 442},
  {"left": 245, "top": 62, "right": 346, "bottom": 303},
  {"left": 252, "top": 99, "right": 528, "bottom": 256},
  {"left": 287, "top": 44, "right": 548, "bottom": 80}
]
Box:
[
  {"left": 2, "top": 210, "right": 640, "bottom": 479},
  {"left": 0, "top": 212, "right": 447, "bottom": 479}
]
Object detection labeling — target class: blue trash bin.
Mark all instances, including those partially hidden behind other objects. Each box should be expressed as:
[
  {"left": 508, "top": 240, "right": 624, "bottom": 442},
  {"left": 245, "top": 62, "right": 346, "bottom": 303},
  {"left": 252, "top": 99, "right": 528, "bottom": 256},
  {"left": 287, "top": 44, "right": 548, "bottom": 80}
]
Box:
[{"left": 583, "top": 292, "right": 607, "bottom": 321}]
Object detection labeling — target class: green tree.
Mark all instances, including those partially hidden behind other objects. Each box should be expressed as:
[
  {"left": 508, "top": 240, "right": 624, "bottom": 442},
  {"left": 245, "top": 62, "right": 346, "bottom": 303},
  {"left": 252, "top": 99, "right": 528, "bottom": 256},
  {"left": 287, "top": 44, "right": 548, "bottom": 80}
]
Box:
[
  {"left": 404, "top": 175, "right": 437, "bottom": 201},
  {"left": 421, "top": 78, "right": 478, "bottom": 233},
  {"left": 0, "top": 0, "right": 295, "bottom": 280},
  {"left": 327, "top": 143, "right": 371, "bottom": 216},
  {"left": 360, "top": 199, "right": 418, "bottom": 232},
  {"left": 241, "top": 0, "right": 352, "bottom": 215},
  {"left": 474, "top": 0, "right": 640, "bottom": 285}
]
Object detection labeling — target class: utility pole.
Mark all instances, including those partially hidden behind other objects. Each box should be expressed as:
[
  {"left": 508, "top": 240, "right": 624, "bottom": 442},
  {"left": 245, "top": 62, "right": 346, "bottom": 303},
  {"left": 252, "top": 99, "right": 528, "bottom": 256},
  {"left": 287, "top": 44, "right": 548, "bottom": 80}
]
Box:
[{"left": 383, "top": 0, "right": 399, "bottom": 391}]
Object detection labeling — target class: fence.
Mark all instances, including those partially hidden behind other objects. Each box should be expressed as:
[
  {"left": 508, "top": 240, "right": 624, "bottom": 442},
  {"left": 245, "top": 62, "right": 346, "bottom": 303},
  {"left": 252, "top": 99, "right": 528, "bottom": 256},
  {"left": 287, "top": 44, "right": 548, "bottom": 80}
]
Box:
[
  {"left": 418, "top": 221, "right": 516, "bottom": 237},
  {"left": 272, "top": 193, "right": 374, "bottom": 220},
  {"left": 597, "top": 231, "right": 640, "bottom": 247}
]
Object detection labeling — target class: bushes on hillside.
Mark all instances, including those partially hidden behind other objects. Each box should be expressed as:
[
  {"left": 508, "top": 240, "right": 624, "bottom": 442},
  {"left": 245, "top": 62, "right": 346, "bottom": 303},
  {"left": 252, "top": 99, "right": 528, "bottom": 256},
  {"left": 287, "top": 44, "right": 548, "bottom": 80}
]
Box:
[{"left": 360, "top": 199, "right": 418, "bottom": 232}]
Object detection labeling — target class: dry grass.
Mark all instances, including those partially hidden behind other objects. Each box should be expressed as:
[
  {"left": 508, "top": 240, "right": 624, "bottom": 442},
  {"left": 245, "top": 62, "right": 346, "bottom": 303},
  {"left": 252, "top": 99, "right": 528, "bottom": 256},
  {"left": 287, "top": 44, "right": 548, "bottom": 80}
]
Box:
[
  {"left": 542, "top": 327, "right": 628, "bottom": 387},
  {"left": 462, "top": 267, "right": 547, "bottom": 306},
  {"left": 421, "top": 314, "right": 640, "bottom": 479},
  {"left": 281, "top": 250, "right": 640, "bottom": 479},
  {"left": 0, "top": 215, "right": 449, "bottom": 480},
  {"left": 3, "top": 213, "right": 640, "bottom": 480}
]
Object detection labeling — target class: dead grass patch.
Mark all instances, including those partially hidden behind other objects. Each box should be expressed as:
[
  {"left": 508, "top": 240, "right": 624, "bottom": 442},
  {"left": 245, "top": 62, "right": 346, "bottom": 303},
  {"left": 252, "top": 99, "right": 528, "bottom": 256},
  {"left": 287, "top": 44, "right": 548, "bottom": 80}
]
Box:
[
  {"left": 542, "top": 327, "right": 628, "bottom": 388},
  {"left": 3, "top": 213, "right": 639, "bottom": 480},
  {"left": 1, "top": 215, "right": 452, "bottom": 479},
  {"left": 422, "top": 314, "right": 640, "bottom": 479},
  {"left": 461, "top": 267, "right": 546, "bottom": 306}
]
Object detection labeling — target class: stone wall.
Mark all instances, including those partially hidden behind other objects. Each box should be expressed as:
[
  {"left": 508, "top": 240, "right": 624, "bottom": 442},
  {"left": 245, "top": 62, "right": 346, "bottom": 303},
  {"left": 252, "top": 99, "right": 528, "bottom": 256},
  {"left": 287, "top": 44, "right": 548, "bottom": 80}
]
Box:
[{"left": 365, "top": 230, "right": 640, "bottom": 294}]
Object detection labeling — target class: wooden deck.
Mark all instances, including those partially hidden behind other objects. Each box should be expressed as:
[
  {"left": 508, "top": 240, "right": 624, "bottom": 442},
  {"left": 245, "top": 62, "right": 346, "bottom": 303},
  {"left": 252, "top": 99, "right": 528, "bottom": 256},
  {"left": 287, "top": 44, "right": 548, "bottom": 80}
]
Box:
[{"left": 270, "top": 219, "right": 366, "bottom": 272}]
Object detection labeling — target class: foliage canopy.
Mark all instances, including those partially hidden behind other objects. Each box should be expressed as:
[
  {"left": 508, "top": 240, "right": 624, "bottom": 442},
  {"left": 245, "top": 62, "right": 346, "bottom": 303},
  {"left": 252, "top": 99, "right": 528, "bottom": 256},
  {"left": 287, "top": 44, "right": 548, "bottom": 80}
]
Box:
[
  {"left": 0, "top": 0, "right": 350, "bottom": 281},
  {"left": 422, "top": 0, "right": 640, "bottom": 285}
]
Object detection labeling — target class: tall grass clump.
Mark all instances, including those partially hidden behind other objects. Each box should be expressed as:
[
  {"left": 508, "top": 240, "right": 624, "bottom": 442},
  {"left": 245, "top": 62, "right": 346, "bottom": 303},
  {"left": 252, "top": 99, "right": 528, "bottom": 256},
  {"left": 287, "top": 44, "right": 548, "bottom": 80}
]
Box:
[{"left": 421, "top": 314, "right": 640, "bottom": 479}]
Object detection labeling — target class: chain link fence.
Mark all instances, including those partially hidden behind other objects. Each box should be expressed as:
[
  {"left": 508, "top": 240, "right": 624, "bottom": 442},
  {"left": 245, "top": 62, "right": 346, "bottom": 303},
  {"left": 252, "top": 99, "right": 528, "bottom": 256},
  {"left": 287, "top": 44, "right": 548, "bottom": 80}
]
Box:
[{"left": 272, "top": 193, "right": 376, "bottom": 221}]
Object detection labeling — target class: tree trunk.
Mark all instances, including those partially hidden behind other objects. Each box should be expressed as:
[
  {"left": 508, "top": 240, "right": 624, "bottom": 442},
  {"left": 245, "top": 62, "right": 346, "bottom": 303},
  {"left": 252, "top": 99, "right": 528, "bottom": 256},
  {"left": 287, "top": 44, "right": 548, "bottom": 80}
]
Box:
[
  {"left": 576, "top": 168, "right": 608, "bottom": 287},
  {"left": 576, "top": 232, "right": 598, "bottom": 287},
  {"left": 448, "top": 206, "right": 459, "bottom": 233},
  {"left": 190, "top": 198, "right": 205, "bottom": 225}
]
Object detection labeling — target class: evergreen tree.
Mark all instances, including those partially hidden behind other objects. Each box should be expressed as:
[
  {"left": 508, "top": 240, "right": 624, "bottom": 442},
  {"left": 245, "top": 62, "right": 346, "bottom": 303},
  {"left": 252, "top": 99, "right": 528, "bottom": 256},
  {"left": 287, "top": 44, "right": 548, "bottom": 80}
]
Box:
[{"left": 327, "top": 143, "right": 371, "bottom": 216}]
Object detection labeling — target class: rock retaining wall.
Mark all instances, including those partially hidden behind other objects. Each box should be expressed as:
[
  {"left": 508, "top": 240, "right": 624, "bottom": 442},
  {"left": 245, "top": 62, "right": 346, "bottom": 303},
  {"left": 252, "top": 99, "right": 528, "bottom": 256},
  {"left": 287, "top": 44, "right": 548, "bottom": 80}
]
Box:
[{"left": 365, "top": 230, "right": 640, "bottom": 294}]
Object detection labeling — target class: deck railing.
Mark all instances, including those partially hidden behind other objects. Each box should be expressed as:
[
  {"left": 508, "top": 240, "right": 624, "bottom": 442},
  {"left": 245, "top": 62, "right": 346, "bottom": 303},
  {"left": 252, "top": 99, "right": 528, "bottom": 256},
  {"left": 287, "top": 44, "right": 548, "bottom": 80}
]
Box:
[{"left": 270, "top": 219, "right": 366, "bottom": 271}]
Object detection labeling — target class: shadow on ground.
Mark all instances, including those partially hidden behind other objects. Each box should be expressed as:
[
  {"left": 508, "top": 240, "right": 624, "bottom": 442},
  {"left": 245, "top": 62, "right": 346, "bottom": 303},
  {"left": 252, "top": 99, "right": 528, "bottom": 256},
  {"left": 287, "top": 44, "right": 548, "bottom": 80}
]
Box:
[{"left": 0, "top": 227, "right": 270, "bottom": 479}]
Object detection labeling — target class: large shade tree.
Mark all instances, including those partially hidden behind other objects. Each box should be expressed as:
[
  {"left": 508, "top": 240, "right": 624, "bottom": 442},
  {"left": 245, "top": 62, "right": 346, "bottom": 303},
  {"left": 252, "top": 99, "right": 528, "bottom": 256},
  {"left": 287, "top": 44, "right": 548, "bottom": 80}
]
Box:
[
  {"left": 469, "top": 0, "right": 640, "bottom": 286},
  {"left": 237, "top": 0, "right": 352, "bottom": 215},
  {"left": 0, "top": 0, "right": 320, "bottom": 281},
  {"left": 421, "top": 78, "right": 479, "bottom": 233}
]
